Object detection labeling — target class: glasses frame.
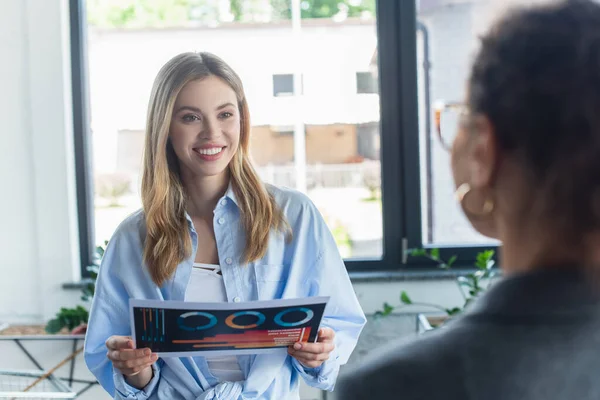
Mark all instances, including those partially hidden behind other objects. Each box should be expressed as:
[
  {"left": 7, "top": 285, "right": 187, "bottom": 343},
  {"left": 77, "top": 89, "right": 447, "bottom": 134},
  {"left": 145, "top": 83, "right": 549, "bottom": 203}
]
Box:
[{"left": 434, "top": 101, "right": 469, "bottom": 150}]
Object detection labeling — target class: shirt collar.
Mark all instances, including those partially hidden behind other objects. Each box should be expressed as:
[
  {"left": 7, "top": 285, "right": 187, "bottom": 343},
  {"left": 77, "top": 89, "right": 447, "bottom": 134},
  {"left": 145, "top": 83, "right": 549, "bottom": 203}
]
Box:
[
  {"left": 223, "top": 181, "right": 239, "bottom": 207},
  {"left": 184, "top": 181, "right": 239, "bottom": 227}
]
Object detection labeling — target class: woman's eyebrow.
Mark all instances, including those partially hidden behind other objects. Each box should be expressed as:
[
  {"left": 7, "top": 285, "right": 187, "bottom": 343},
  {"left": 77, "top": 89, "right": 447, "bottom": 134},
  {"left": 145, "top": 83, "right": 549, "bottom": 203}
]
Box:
[
  {"left": 175, "top": 105, "right": 201, "bottom": 114},
  {"left": 215, "top": 102, "right": 235, "bottom": 111}
]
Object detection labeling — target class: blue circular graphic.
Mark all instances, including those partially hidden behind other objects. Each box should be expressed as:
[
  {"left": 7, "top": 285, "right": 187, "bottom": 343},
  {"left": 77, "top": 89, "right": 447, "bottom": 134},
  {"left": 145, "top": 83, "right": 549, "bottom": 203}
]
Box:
[
  {"left": 177, "top": 311, "right": 218, "bottom": 331},
  {"left": 274, "top": 307, "right": 314, "bottom": 327}
]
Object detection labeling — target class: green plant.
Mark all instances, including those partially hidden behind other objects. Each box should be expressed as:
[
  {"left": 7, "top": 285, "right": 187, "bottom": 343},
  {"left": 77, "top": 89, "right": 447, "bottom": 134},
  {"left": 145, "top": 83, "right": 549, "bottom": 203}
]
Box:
[
  {"left": 87, "top": 0, "right": 376, "bottom": 29},
  {"left": 374, "top": 248, "right": 498, "bottom": 321},
  {"left": 45, "top": 241, "right": 107, "bottom": 334},
  {"left": 81, "top": 241, "right": 106, "bottom": 302},
  {"left": 45, "top": 306, "right": 90, "bottom": 334}
]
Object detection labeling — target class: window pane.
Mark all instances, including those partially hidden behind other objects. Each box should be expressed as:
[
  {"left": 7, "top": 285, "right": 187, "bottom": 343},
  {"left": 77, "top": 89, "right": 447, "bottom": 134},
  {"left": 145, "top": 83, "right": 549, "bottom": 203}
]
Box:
[
  {"left": 88, "top": 0, "right": 382, "bottom": 260},
  {"left": 417, "top": 0, "right": 547, "bottom": 246}
]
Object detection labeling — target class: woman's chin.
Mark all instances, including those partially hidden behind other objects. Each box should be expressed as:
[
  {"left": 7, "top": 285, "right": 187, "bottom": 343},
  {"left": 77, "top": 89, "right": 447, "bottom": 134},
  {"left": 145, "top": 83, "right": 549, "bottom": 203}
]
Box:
[
  {"left": 198, "top": 168, "right": 228, "bottom": 179},
  {"left": 185, "top": 164, "right": 229, "bottom": 180}
]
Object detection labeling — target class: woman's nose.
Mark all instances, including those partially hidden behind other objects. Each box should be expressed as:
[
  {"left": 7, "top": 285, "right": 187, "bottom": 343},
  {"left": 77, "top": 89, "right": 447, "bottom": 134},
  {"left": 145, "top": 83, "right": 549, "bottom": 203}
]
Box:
[{"left": 200, "top": 118, "right": 221, "bottom": 139}]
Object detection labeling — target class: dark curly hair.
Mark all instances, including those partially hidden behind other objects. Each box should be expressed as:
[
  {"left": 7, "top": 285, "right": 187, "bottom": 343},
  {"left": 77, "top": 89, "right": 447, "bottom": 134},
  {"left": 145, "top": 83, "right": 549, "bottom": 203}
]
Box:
[{"left": 468, "top": 0, "right": 600, "bottom": 236}]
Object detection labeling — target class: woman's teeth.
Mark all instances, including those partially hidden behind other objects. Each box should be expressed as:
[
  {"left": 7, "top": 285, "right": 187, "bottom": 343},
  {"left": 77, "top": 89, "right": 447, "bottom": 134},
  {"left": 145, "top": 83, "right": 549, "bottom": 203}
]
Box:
[{"left": 197, "top": 147, "right": 223, "bottom": 155}]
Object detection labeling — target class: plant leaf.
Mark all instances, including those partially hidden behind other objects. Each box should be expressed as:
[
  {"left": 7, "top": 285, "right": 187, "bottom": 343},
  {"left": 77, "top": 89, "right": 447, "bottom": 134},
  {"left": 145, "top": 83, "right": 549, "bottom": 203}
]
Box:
[
  {"left": 430, "top": 248, "right": 440, "bottom": 260},
  {"left": 457, "top": 276, "right": 474, "bottom": 288},
  {"left": 400, "top": 291, "right": 412, "bottom": 305},
  {"left": 447, "top": 255, "right": 457, "bottom": 267},
  {"left": 45, "top": 318, "right": 64, "bottom": 334},
  {"left": 475, "top": 250, "right": 495, "bottom": 269},
  {"left": 445, "top": 307, "right": 462, "bottom": 316},
  {"left": 409, "top": 248, "right": 426, "bottom": 257},
  {"left": 383, "top": 302, "right": 394, "bottom": 315}
]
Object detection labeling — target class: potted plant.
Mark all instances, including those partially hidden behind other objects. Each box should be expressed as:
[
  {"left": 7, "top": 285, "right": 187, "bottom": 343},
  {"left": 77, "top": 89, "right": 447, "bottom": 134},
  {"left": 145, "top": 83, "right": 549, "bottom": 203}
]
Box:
[
  {"left": 375, "top": 248, "right": 499, "bottom": 331},
  {"left": 44, "top": 241, "right": 106, "bottom": 334}
]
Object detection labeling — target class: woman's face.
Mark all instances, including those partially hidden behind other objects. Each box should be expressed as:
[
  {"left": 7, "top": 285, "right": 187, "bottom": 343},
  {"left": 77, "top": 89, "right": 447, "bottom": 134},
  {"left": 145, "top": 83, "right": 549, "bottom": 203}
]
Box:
[{"left": 169, "top": 76, "right": 241, "bottom": 180}]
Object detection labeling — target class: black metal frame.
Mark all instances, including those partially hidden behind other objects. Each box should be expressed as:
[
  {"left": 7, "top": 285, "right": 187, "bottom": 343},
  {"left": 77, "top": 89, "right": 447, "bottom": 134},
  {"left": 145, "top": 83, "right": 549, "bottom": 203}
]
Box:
[
  {"left": 4, "top": 336, "right": 98, "bottom": 397},
  {"left": 399, "top": 2, "right": 499, "bottom": 269},
  {"left": 70, "top": 0, "right": 95, "bottom": 278},
  {"left": 346, "top": 0, "right": 498, "bottom": 272},
  {"left": 69, "top": 0, "right": 497, "bottom": 276}
]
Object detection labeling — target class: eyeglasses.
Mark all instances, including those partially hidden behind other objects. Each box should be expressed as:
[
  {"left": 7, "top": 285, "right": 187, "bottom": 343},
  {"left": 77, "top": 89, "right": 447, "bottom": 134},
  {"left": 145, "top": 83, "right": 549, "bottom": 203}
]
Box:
[{"left": 434, "top": 101, "right": 470, "bottom": 150}]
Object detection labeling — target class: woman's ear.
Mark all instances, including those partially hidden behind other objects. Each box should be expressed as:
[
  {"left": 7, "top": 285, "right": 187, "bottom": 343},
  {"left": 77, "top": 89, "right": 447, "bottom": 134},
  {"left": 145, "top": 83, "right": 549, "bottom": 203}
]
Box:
[{"left": 468, "top": 115, "right": 498, "bottom": 190}]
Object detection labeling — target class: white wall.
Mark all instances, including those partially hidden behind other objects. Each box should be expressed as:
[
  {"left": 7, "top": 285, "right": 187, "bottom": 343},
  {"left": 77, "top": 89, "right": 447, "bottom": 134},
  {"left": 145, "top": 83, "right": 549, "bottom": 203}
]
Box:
[
  {"left": 0, "top": 0, "right": 81, "bottom": 324},
  {"left": 0, "top": 0, "right": 106, "bottom": 398}
]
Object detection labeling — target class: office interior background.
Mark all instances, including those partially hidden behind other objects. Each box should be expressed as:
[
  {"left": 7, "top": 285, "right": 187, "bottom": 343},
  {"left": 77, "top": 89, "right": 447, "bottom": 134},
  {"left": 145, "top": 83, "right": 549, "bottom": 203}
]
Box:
[{"left": 0, "top": 0, "right": 547, "bottom": 398}]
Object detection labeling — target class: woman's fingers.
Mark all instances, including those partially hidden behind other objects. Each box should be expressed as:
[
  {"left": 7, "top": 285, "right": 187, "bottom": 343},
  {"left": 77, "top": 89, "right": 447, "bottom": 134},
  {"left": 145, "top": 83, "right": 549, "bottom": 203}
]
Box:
[
  {"left": 288, "top": 348, "right": 331, "bottom": 362},
  {"left": 119, "top": 360, "right": 156, "bottom": 377},
  {"left": 105, "top": 335, "right": 133, "bottom": 351},
  {"left": 105, "top": 335, "right": 158, "bottom": 376},
  {"left": 292, "top": 356, "right": 326, "bottom": 369},
  {"left": 108, "top": 348, "right": 150, "bottom": 362},
  {"left": 113, "top": 354, "right": 158, "bottom": 374}
]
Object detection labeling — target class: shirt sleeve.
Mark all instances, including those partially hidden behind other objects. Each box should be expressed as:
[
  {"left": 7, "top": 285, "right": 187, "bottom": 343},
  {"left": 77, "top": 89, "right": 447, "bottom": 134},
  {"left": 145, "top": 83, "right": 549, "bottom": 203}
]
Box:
[
  {"left": 292, "top": 207, "right": 367, "bottom": 391},
  {"left": 84, "top": 224, "right": 166, "bottom": 400},
  {"left": 114, "top": 363, "right": 161, "bottom": 399}
]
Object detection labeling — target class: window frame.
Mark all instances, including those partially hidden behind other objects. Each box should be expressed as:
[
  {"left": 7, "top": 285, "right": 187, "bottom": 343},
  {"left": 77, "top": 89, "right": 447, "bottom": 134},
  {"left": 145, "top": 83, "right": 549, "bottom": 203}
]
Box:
[
  {"left": 70, "top": 0, "right": 95, "bottom": 278},
  {"left": 402, "top": 2, "right": 499, "bottom": 269},
  {"left": 69, "top": 0, "right": 497, "bottom": 278}
]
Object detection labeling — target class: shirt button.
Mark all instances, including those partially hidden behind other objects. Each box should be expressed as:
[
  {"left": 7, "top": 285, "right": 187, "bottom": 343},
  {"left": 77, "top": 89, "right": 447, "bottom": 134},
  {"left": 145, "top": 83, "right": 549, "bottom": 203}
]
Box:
[
  {"left": 218, "top": 217, "right": 225, "bottom": 225},
  {"left": 220, "top": 199, "right": 227, "bottom": 206},
  {"left": 233, "top": 297, "right": 241, "bottom": 303},
  {"left": 225, "top": 257, "right": 233, "bottom": 265}
]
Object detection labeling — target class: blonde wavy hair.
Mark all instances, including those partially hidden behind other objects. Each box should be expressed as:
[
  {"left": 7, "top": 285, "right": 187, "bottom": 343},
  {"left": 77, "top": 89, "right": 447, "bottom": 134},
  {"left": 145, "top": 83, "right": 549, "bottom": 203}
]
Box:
[{"left": 141, "top": 52, "right": 289, "bottom": 286}]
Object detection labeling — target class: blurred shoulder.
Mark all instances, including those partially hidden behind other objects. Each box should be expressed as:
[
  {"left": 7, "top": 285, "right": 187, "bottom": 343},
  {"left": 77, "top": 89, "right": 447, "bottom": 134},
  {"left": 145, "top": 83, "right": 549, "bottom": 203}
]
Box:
[
  {"left": 266, "top": 184, "right": 321, "bottom": 221},
  {"left": 337, "top": 325, "right": 469, "bottom": 399}
]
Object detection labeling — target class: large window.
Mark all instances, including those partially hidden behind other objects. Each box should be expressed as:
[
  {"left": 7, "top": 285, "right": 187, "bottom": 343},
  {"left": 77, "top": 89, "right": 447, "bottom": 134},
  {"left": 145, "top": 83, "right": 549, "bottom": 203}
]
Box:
[
  {"left": 73, "top": 0, "right": 545, "bottom": 275},
  {"left": 412, "top": 0, "right": 548, "bottom": 264},
  {"left": 73, "top": 0, "right": 385, "bottom": 274}
]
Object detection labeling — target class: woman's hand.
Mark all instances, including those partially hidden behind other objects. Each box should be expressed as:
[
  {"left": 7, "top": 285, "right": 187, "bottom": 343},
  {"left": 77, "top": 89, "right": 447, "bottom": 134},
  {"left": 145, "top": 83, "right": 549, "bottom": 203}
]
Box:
[
  {"left": 288, "top": 328, "right": 335, "bottom": 369},
  {"left": 106, "top": 335, "right": 158, "bottom": 389}
]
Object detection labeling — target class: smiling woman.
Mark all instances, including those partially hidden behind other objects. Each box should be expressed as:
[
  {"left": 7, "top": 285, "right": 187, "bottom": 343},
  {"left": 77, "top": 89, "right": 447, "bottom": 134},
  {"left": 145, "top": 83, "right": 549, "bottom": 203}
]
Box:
[
  {"left": 141, "top": 53, "right": 289, "bottom": 287},
  {"left": 83, "top": 52, "right": 366, "bottom": 400}
]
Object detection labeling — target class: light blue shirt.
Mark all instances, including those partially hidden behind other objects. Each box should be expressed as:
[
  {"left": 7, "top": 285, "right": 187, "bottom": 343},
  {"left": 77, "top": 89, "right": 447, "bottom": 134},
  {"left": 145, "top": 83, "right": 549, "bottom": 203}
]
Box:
[{"left": 84, "top": 184, "right": 366, "bottom": 400}]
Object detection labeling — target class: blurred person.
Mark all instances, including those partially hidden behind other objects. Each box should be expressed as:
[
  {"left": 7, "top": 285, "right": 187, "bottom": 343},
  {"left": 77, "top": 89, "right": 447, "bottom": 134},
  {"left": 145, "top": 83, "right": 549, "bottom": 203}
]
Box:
[{"left": 338, "top": 1, "right": 600, "bottom": 399}]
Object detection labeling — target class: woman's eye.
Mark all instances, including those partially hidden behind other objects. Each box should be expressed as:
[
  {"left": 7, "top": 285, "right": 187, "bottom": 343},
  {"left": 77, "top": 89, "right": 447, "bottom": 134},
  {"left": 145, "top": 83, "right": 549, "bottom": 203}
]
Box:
[
  {"left": 182, "top": 114, "right": 200, "bottom": 122},
  {"left": 219, "top": 112, "right": 233, "bottom": 119}
]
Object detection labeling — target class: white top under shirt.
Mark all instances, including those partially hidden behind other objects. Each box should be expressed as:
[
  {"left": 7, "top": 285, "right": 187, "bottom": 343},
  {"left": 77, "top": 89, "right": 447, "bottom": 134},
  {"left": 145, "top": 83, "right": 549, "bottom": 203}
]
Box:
[{"left": 184, "top": 263, "right": 245, "bottom": 383}]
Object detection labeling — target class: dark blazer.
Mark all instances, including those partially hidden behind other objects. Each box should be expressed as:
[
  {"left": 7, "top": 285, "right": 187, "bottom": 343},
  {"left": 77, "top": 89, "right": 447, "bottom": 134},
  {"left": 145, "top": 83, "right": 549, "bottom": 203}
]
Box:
[{"left": 336, "top": 267, "right": 600, "bottom": 400}]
